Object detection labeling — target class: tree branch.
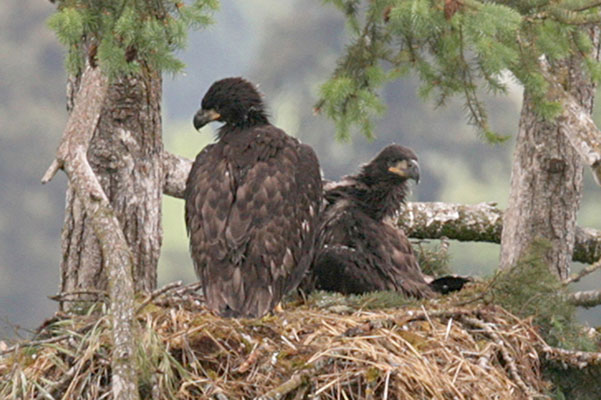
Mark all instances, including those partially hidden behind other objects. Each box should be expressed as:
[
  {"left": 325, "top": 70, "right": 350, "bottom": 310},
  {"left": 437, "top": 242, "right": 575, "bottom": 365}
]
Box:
[
  {"left": 564, "top": 256, "right": 601, "bottom": 285},
  {"left": 398, "top": 202, "right": 601, "bottom": 264},
  {"left": 540, "top": 59, "right": 601, "bottom": 186},
  {"left": 162, "top": 151, "right": 192, "bottom": 199},
  {"left": 567, "top": 289, "right": 601, "bottom": 308},
  {"left": 159, "top": 157, "right": 601, "bottom": 265},
  {"left": 541, "top": 343, "right": 601, "bottom": 368},
  {"left": 45, "top": 65, "right": 139, "bottom": 400}
]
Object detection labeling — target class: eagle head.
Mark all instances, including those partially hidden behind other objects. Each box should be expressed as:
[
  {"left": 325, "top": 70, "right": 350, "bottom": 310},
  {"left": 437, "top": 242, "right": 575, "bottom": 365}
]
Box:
[
  {"left": 362, "top": 144, "right": 420, "bottom": 184},
  {"left": 193, "top": 77, "right": 267, "bottom": 130}
]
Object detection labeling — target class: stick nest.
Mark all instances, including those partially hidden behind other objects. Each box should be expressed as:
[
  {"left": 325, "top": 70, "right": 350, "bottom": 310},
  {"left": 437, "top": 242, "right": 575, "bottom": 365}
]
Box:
[{"left": 0, "top": 288, "right": 555, "bottom": 399}]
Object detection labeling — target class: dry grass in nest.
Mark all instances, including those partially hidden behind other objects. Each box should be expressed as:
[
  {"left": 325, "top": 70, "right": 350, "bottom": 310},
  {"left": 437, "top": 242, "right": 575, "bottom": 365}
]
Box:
[{"left": 0, "top": 288, "right": 553, "bottom": 399}]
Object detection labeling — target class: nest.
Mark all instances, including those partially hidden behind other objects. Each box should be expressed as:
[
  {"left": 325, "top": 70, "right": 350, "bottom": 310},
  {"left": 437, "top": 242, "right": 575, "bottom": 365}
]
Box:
[{"left": 0, "top": 284, "right": 558, "bottom": 400}]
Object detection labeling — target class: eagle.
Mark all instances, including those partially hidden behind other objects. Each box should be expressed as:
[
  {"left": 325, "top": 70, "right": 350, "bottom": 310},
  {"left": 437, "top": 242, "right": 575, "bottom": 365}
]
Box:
[
  {"left": 305, "top": 144, "right": 435, "bottom": 298},
  {"left": 185, "top": 77, "right": 322, "bottom": 318}
]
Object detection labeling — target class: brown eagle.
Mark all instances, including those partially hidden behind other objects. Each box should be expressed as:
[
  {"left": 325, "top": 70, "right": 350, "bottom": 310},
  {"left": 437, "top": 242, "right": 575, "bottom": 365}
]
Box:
[
  {"left": 306, "top": 144, "right": 434, "bottom": 298},
  {"left": 185, "top": 77, "right": 322, "bottom": 318}
]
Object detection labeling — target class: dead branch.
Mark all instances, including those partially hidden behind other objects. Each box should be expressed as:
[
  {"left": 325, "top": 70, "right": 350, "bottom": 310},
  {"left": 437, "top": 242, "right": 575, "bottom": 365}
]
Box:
[
  {"left": 255, "top": 358, "right": 329, "bottom": 400},
  {"left": 43, "top": 64, "right": 139, "bottom": 400},
  {"left": 567, "top": 289, "right": 601, "bottom": 308},
  {"left": 162, "top": 152, "right": 192, "bottom": 199},
  {"left": 399, "top": 201, "right": 601, "bottom": 264},
  {"left": 541, "top": 345, "right": 601, "bottom": 369},
  {"left": 255, "top": 372, "right": 307, "bottom": 400},
  {"left": 564, "top": 256, "right": 601, "bottom": 285},
  {"left": 0, "top": 334, "right": 72, "bottom": 356},
  {"left": 461, "top": 315, "right": 541, "bottom": 398},
  {"left": 161, "top": 155, "right": 601, "bottom": 265},
  {"left": 136, "top": 280, "right": 183, "bottom": 313},
  {"left": 49, "top": 289, "right": 108, "bottom": 302}
]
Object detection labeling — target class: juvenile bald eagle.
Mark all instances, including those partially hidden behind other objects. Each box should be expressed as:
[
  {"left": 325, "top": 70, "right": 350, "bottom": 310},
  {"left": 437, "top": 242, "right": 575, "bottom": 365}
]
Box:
[
  {"left": 306, "top": 144, "right": 434, "bottom": 298},
  {"left": 185, "top": 77, "right": 322, "bottom": 318}
]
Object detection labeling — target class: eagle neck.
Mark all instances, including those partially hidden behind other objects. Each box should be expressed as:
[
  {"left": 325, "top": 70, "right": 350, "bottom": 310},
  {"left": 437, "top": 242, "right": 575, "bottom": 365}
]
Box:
[
  {"left": 217, "top": 115, "right": 269, "bottom": 140},
  {"left": 353, "top": 180, "right": 407, "bottom": 221}
]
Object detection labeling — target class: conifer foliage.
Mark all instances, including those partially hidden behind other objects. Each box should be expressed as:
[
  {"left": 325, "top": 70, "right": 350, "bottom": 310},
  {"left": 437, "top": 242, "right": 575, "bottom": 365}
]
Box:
[
  {"left": 318, "top": 0, "right": 601, "bottom": 141},
  {"left": 47, "top": 0, "right": 219, "bottom": 78}
]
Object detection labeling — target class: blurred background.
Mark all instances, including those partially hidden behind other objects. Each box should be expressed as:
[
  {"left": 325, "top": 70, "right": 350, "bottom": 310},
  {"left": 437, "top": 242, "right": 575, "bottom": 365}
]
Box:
[{"left": 2, "top": 0, "right": 600, "bottom": 340}]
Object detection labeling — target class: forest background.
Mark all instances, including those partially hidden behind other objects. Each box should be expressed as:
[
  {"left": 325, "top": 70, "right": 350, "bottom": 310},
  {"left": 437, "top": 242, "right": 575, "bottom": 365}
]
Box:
[{"left": 2, "top": 0, "right": 600, "bottom": 340}]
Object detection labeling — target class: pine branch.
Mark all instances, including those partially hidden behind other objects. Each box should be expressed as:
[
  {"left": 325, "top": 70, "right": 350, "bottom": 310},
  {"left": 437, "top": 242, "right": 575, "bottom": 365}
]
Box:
[
  {"left": 562, "top": 0, "right": 601, "bottom": 12},
  {"left": 548, "top": 7, "right": 601, "bottom": 24}
]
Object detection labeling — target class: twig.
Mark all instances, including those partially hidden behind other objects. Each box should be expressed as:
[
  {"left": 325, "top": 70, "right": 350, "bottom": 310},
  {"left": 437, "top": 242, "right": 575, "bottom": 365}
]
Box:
[
  {"left": 172, "top": 281, "right": 203, "bottom": 296},
  {"left": 255, "top": 358, "right": 330, "bottom": 400},
  {"left": 136, "top": 281, "right": 183, "bottom": 313},
  {"left": 41, "top": 159, "right": 62, "bottom": 184},
  {"left": 49, "top": 289, "right": 108, "bottom": 302},
  {"left": 237, "top": 342, "right": 265, "bottom": 373},
  {"left": 563, "top": 257, "right": 601, "bottom": 285},
  {"left": 0, "top": 334, "right": 71, "bottom": 356},
  {"left": 461, "top": 316, "right": 540, "bottom": 398},
  {"left": 254, "top": 372, "right": 308, "bottom": 400}
]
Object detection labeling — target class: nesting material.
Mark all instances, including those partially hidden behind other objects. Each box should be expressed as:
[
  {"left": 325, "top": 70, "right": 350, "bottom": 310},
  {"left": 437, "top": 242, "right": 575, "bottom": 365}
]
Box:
[{"left": 0, "top": 290, "right": 552, "bottom": 399}]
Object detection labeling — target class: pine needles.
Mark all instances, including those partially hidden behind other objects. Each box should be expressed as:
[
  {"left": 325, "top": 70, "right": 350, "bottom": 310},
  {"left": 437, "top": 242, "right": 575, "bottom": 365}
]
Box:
[
  {"left": 318, "top": 0, "right": 601, "bottom": 141},
  {"left": 47, "top": 0, "right": 219, "bottom": 77}
]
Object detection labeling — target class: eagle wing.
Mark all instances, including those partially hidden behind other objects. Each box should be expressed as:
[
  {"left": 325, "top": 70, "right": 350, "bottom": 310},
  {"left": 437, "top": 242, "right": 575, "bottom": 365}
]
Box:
[
  {"left": 185, "top": 127, "right": 321, "bottom": 317},
  {"left": 311, "top": 202, "right": 433, "bottom": 298},
  {"left": 379, "top": 223, "right": 434, "bottom": 298}
]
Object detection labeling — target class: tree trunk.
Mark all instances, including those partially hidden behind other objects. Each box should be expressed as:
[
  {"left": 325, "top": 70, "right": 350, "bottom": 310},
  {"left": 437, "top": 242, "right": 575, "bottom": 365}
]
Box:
[
  {"left": 500, "top": 51, "right": 598, "bottom": 279},
  {"left": 60, "top": 66, "right": 163, "bottom": 303}
]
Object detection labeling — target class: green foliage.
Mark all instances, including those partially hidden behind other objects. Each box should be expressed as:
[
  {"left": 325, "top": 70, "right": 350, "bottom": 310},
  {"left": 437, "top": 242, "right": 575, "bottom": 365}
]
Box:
[
  {"left": 545, "top": 364, "right": 601, "bottom": 400},
  {"left": 319, "top": 0, "right": 601, "bottom": 141},
  {"left": 308, "top": 289, "right": 417, "bottom": 311},
  {"left": 318, "top": 70, "right": 387, "bottom": 140},
  {"left": 413, "top": 239, "right": 452, "bottom": 277},
  {"left": 47, "top": 0, "right": 219, "bottom": 78},
  {"left": 490, "top": 239, "right": 595, "bottom": 351}
]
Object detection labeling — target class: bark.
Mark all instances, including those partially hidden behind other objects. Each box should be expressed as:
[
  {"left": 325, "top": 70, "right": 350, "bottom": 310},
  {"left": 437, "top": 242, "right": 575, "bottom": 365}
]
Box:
[
  {"left": 542, "top": 344, "right": 601, "bottom": 369},
  {"left": 399, "top": 201, "right": 502, "bottom": 243},
  {"left": 397, "top": 201, "right": 601, "bottom": 264},
  {"left": 43, "top": 65, "right": 139, "bottom": 400},
  {"left": 568, "top": 289, "right": 601, "bottom": 308},
  {"left": 500, "top": 28, "right": 600, "bottom": 279},
  {"left": 60, "top": 63, "right": 163, "bottom": 299},
  {"left": 162, "top": 151, "right": 192, "bottom": 198},
  {"left": 542, "top": 60, "right": 601, "bottom": 186}
]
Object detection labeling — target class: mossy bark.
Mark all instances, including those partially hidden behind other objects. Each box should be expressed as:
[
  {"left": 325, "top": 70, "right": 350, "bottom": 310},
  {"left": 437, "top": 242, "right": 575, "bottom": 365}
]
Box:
[{"left": 398, "top": 201, "right": 601, "bottom": 265}]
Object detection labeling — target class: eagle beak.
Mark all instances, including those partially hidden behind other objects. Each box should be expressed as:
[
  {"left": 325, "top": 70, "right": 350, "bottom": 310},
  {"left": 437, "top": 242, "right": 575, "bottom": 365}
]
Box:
[
  {"left": 193, "top": 108, "right": 221, "bottom": 130},
  {"left": 388, "top": 160, "right": 420, "bottom": 183}
]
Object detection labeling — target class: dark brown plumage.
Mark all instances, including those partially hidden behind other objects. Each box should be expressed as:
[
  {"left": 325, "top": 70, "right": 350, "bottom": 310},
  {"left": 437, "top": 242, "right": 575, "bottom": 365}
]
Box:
[
  {"left": 306, "top": 144, "right": 434, "bottom": 298},
  {"left": 185, "top": 77, "right": 322, "bottom": 318}
]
